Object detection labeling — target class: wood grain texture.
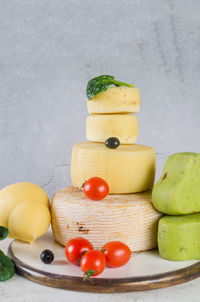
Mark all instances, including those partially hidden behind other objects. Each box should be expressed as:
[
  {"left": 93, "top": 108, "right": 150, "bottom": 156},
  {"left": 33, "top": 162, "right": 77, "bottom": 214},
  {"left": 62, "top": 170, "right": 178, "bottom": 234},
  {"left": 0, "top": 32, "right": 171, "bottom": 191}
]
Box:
[{"left": 8, "top": 242, "right": 200, "bottom": 293}]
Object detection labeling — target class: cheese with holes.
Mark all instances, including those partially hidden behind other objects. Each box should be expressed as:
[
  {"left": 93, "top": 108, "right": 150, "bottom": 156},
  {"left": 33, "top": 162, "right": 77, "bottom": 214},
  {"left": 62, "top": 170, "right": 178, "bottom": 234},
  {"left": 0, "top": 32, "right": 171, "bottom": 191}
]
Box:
[
  {"left": 71, "top": 142, "right": 156, "bottom": 194},
  {"left": 51, "top": 186, "right": 162, "bottom": 252},
  {"left": 86, "top": 114, "right": 138, "bottom": 144},
  {"left": 87, "top": 87, "right": 140, "bottom": 114}
]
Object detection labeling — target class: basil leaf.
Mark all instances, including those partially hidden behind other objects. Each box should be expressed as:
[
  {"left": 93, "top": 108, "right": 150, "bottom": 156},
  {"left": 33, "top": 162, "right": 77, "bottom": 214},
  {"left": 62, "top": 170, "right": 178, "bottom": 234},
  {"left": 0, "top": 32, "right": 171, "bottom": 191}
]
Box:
[
  {"left": 86, "top": 75, "right": 134, "bottom": 100},
  {"left": 0, "top": 250, "right": 15, "bottom": 282},
  {"left": 0, "top": 226, "right": 8, "bottom": 240},
  {"left": 86, "top": 75, "right": 114, "bottom": 100}
]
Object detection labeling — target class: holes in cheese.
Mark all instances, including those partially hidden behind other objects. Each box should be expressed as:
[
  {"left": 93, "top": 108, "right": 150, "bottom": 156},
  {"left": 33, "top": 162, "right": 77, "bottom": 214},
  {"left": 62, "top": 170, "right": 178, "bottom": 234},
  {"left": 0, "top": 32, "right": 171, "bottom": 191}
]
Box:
[
  {"left": 86, "top": 114, "right": 138, "bottom": 144},
  {"left": 87, "top": 87, "right": 140, "bottom": 114},
  {"left": 71, "top": 142, "right": 156, "bottom": 194},
  {"left": 51, "top": 186, "right": 162, "bottom": 252}
]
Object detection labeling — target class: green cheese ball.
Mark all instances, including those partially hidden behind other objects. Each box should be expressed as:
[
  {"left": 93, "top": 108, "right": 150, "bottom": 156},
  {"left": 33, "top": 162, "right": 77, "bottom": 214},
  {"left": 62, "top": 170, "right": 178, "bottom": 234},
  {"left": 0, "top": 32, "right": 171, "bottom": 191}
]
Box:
[
  {"left": 158, "top": 214, "right": 200, "bottom": 261},
  {"left": 152, "top": 152, "right": 200, "bottom": 215}
]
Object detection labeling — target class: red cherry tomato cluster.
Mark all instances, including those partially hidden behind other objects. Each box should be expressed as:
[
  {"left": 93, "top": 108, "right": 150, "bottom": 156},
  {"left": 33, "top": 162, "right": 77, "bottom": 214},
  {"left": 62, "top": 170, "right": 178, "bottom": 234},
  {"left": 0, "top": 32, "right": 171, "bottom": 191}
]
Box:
[
  {"left": 65, "top": 237, "right": 131, "bottom": 279},
  {"left": 83, "top": 177, "right": 109, "bottom": 201},
  {"left": 65, "top": 237, "right": 93, "bottom": 266}
]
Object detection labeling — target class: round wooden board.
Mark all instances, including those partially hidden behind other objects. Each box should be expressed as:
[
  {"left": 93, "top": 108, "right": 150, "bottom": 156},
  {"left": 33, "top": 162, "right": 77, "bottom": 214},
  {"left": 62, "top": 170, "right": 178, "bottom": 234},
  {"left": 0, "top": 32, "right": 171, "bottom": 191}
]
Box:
[{"left": 8, "top": 232, "right": 200, "bottom": 293}]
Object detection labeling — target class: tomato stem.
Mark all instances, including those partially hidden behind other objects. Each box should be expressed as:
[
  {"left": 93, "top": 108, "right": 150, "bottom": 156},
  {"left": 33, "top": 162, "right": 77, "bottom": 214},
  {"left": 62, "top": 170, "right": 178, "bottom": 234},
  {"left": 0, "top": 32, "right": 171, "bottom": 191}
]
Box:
[
  {"left": 80, "top": 181, "right": 87, "bottom": 190},
  {"left": 83, "top": 269, "right": 98, "bottom": 281},
  {"left": 75, "top": 251, "right": 87, "bottom": 265}
]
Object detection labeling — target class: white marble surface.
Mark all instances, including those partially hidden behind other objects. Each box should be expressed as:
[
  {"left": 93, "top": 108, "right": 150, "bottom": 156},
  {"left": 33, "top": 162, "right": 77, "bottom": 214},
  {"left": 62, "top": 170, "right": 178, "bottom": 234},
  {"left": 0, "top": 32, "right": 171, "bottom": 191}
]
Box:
[{"left": 0, "top": 0, "right": 200, "bottom": 301}]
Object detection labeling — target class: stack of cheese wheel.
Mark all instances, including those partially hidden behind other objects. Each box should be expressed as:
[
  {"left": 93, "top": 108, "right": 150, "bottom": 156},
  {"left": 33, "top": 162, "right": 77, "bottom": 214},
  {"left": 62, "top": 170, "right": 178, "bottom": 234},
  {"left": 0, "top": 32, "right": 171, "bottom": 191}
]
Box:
[{"left": 51, "top": 86, "right": 162, "bottom": 252}]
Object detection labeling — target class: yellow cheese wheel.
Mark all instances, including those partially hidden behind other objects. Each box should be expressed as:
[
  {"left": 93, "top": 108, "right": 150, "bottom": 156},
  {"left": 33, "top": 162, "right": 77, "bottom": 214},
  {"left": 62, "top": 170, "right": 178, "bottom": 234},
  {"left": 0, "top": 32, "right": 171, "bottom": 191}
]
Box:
[
  {"left": 0, "top": 182, "right": 50, "bottom": 228},
  {"left": 51, "top": 186, "right": 162, "bottom": 252},
  {"left": 86, "top": 114, "right": 138, "bottom": 144},
  {"left": 87, "top": 87, "right": 140, "bottom": 114},
  {"left": 71, "top": 142, "right": 156, "bottom": 194}
]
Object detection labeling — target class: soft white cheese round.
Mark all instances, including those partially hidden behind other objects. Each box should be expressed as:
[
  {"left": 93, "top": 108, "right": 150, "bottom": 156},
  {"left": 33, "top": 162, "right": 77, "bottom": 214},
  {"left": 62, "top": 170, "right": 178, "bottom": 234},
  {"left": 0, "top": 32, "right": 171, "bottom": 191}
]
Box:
[{"left": 51, "top": 186, "right": 162, "bottom": 252}]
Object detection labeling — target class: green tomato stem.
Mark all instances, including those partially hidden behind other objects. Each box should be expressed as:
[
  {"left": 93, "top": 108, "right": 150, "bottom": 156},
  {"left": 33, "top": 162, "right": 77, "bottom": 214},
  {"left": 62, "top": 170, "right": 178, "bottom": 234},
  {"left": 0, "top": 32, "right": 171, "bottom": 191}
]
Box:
[
  {"left": 83, "top": 269, "right": 98, "bottom": 281},
  {"left": 75, "top": 251, "right": 87, "bottom": 265},
  {"left": 114, "top": 81, "right": 134, "bottom": 88}
]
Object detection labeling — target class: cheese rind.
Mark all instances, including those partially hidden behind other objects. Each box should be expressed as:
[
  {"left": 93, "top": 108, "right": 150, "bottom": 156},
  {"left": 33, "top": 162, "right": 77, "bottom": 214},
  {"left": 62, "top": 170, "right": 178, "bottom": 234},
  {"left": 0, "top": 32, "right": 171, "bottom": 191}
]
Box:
[
  {"left": 51, "top": 186, "right": 162, "bottom": 252},
  {"left": 86, "top": 114, "right": 138, "bottom": 144},
  {"left": 71, "top": 142, "right": 156, "bottom": 194},
  {"left": 87, "top": 87, "right": 140, "bottom": 114}
]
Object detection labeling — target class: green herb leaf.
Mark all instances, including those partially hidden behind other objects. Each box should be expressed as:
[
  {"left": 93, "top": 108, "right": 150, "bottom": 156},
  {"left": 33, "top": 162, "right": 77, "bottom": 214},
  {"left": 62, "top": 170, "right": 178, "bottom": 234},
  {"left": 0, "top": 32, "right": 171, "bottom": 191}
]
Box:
[
  {"left": 0, "top": 227, "right": 15, "bottom": 281},
  {"left": 0, "top": 250, "right": 15, "bottom": 282},
  {"left": 86, "top": 75, "right": 134, "bottom": 100},
  {"left": 0, "top": 226, "right": 8, "bottom": 240}
]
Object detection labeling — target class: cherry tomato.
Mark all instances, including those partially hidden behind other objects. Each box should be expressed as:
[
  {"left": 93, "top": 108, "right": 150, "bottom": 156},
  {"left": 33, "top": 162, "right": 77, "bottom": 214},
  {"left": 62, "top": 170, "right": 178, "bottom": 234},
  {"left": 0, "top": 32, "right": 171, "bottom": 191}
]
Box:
[
  {"left": 65, "top": 237, "right": 93, "bottom": 266},
  {"left": 80, "top": 250, "right": 106, "bottom": 279},
  {"left": 83, "top": 177, "right": 109, "bottom": 201},
  {"left": 102, "top": 241, "right": 131, "bottom": 268}
]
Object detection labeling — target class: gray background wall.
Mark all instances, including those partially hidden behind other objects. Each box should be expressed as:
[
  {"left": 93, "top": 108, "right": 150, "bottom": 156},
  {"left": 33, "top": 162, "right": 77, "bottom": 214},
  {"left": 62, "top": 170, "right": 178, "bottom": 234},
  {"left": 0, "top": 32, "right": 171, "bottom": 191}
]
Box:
[{"left": 0, "top": 0, "right": 200, "bottom": 199}]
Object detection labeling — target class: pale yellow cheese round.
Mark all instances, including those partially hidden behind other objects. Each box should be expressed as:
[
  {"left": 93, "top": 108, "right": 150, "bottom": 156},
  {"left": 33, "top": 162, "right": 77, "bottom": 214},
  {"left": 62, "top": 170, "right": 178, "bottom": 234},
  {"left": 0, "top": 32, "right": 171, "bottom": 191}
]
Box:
[
  {"left": 87, "top": 87, "right": 140, "bottom": 114},
  {"left": 71, "top": 142, "right": 156, "bottom": 194},
  {"left": 0, "top": 182, "right": 50, "bottom": 228},
  {"left": 51, "top": 186, "right": 162, "bottom": 252},
  {"left": 8, "top": 200, "right": 51, "bottom": 244},
  {"left": 86, "top": 114, "right": 138, "bottom": 144}
]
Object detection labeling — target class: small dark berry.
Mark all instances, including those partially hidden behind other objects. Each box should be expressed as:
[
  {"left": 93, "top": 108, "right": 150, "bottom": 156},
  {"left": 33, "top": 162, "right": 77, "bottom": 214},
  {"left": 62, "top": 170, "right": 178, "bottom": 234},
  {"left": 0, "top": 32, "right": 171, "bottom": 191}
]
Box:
[
  {"left": 40, "top": 249, "right": 54, "bottom": 264},
  {"left": 105, "top": 137, "right": 120, "bottom": 149}
]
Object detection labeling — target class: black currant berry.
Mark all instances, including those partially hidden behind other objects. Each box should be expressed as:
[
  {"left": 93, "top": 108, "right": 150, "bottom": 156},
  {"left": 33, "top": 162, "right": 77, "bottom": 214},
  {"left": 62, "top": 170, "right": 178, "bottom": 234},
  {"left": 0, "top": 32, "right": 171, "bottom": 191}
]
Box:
[
  {"left": 105, "top": 137, "right": 120, "bottom": 149},
  {"left": 40, "top": 249, "right": 54, "bottom": 264}
]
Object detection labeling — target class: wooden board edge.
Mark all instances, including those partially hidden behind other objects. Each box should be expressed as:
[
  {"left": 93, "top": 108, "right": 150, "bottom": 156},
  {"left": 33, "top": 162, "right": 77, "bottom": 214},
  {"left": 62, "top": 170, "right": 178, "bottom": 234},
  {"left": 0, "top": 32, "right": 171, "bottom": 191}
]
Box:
[{"left": 8, "top": 242, "right": 200, "bottom": 293}]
